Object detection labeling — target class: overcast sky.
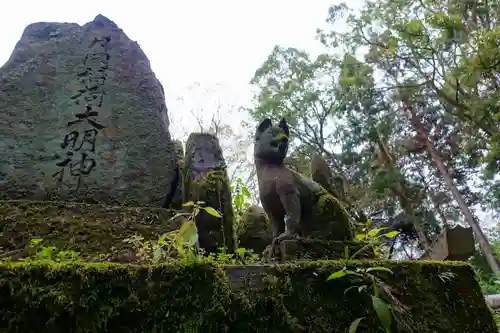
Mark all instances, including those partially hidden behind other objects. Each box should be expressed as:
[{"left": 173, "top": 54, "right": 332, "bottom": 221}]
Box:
[
  {"left": 2, "top": 1, "right": 494, "bottom": 226},
  {"left": 0, "top": 0, "right": 354, "bottom": 140}
]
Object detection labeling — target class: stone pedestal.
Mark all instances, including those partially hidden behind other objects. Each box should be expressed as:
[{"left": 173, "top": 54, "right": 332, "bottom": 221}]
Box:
[{"left": 263, "top": 237, "right": 375, "bottom": 263}]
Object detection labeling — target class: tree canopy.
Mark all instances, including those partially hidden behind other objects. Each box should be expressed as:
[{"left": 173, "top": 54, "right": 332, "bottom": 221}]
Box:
[{"left": 247, "top": 0, "right": 500, "bottom": 270}]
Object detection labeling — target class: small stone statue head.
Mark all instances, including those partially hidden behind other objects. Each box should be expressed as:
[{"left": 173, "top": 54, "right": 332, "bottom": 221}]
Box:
[{"left": 253, "top": 118, "right": 290, "bottom": 164}]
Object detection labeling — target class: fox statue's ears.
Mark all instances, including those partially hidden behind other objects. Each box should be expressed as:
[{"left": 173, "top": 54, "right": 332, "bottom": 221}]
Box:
[
  {"left": 255, "top": 118, "right": 272, "bottom": 139},
  {"left": 255, "top": 118, "right": 290, "bottom": 139},
  {"left": 278, "top": 118, "right": 290, "bottom": 137}
]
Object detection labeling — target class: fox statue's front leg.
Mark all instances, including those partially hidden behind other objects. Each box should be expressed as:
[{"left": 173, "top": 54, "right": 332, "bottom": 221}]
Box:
[
  {"left": 267, "top": 188, "right": 302, "bottom": 256},
  {"left": 278, "top": 189, "right": 301, "bottom": 237}
]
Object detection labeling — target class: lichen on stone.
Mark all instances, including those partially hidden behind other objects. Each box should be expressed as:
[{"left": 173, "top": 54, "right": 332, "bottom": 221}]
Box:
[{"left": 0, "top": 15, "right": 178, "bottom": 207}]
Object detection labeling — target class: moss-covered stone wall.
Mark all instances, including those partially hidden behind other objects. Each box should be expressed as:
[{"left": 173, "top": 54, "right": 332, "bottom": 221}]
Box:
[
  {"left": 0, "top": 200, "right": 178, "bottom": 261},
  {"left": 0, "top": 260, "right": 495, "bottom": 332}
]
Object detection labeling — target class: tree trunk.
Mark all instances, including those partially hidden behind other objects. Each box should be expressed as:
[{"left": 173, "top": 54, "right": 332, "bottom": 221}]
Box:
[
  {"left": 374, "top": 134, "right": 432, "bottom": 252},
  {"left": 426, "top": 144, "right": 500, "bottom": 275},
  {"left": 402, "top": 99, "right": 500, "bottom": 276}
]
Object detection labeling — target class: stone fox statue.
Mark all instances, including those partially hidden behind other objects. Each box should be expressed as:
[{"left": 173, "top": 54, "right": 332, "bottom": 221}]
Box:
[{"left": 253, "top": 118, "right": 354, "bottom": 245}]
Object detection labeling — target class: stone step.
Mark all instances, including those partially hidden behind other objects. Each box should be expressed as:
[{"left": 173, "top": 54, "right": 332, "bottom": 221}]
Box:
[{"left": 0, "top": 200, "right": 177, "bottom": 261}]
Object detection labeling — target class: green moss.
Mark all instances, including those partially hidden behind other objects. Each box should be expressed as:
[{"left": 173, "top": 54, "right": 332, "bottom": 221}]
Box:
[
  {"left": 293, "top": 171, "right": 354, "bottom": 242},
  {"left": 318, "top": 192, "right": 354, "bottom": 238},
  {"left": 277, "top": 238, "right": 375, "bottom": 262},
  {"left": 259, "top": 260, "right": 497, "bottom": 332},
  {"left": 0, "top": 260, "right": 495, "bottom": 332},
  {"left": 237, "top": 205, "right": 272, "bottom": 254},
  {"left": 0, "top": 200, "right": 178, "bottom": 261}
]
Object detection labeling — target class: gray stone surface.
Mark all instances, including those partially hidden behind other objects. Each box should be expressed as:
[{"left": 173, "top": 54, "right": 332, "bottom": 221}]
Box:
[{"left": 0, "top": 14, "right": 178, "bottom": 206}]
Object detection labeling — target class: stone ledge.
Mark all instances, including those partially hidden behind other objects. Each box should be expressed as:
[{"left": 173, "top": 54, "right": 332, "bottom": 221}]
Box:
[
  {"left": 0, "top": 260, "right": 494, "bottom": 332},
  {"left": 264, "top": 237, "right": 376, "bottom": 263},
  {"left": 0, "top": 199, "right": 177, "bottom": 261}
]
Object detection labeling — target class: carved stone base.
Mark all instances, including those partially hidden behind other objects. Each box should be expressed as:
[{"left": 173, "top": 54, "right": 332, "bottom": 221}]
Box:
[
  {"left": 262, "top": 237, "right": 375, "bottom": 263},
  {"left": 419, "top": 225, "right": 475, "bottom": 261}
]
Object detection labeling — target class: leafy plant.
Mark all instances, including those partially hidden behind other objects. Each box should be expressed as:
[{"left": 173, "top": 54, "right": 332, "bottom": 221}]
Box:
[
  {"left": 231, "top": 177, "right": 253, "bottom": 236},
  {"left": 123, "top": 201, "right": 260, "bottom": 265},
  {"left": 123, "top": 200, "right": 218, "bottom": 264},
  {"left": 350, "top": 219, "right": 400, "bottom": 259},
  {"left": 2, "top": 237, "right": 83, "bottom": 263},
  {"left": 329, "top": 225, "right": 413, "bottom": 333}
]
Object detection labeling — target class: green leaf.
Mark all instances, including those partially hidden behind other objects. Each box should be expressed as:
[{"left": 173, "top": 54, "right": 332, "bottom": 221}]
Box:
[
  {"left": 241, "top": 186, "right": 251, "bottom": 198},
  {"left": 344, "top": 270, "right": 364, "bottom": 277},
  {"left": 30, "top": 238, "right": 43, "bottom": 245},
  {"left": 327, "top": 270, "right": 347, "bottom": 280},
  {"left": 354, "top": 233, "right": 366, "bottom": 241},
  {"left": 327, "top": 269, "right": 362, "bottom": 280},
  {"left": 182, "top": 201, "right": 195, "bottom": 207},
  {"left": 234, "top": 195, "right": 244, "bottom": 210},
  {"left": 236, "top": 247, "right": 246, "bottom": 257},
  {"left": 383, "top": 230, "right": 400, "bottom": 239},
  {"left": 367, "top": 228, "right": 382, "bottom": 237},
  {"left": 203, "top": 206, "right": 222, "bottom": 218},
  {"left": 366, "top": 267, "right": 393, "bottom": 274},
  {"left": 177, "top": 221, "right": 199, "bottom": 247},
  {"left": 158, "top": 233, "right": 169, "bottom": 245},
  {"left": 373, "top": 283, "right": 380, "bottom": 298},
  {"left": 371, "top": 295, "right": 392, "bottom": 332},
  {"left": 349, "top": 317, "right": 365, "bottom": 333}
]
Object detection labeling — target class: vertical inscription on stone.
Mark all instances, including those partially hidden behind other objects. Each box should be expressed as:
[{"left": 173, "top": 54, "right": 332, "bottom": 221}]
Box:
[{"left": 52, "top": 36, "right": 111, "bottom": 190}]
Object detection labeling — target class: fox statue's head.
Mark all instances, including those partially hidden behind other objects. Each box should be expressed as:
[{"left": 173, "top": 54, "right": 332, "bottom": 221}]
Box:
[{"left": 253, "top": 118, "right": 290, "bottom": 164}]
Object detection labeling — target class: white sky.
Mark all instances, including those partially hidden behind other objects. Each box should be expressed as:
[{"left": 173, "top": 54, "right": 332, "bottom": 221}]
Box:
[
  {"left": 0, "top": 0, "right": 352, "bottom": 140},
  {"left": 0, "top": 0, "right": 495, "bottom": 227}
]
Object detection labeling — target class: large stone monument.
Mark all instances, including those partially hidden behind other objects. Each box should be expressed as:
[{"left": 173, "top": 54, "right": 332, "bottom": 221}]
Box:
[{"left": 0, "top": 14, "right": 178, "bottom": 207}]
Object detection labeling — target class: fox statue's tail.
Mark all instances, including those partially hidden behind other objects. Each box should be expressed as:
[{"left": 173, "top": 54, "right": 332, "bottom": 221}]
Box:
[
  {"left": 311, "top": 152, "right": 370, "bottom": 227},
  {"left": 310, "top": 152, "right": 346, "bottom": 201}
]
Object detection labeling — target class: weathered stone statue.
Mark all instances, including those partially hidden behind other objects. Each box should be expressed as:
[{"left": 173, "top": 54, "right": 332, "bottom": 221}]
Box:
[
  {"left": 253, "top": 118, "right": 355, "bottom": 261},
  {"left": 0, "top": 14, "right": 178, "bottom": 207},
  {"left": 183, "top": 133, "right": 236, "bottom": 254}
]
